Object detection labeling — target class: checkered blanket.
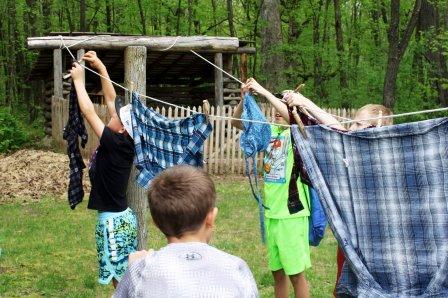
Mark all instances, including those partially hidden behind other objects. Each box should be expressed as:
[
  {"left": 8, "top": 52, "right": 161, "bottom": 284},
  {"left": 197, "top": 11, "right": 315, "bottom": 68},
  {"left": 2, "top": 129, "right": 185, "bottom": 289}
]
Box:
[
  {"left": 131, "top": 93, "right": 212, "bottom": 188},
  {"left": 292, "top": 117, "right": 448, "bottom": 297},
  {"left": 63, "top": 85, "right": 88, "bottom": 209}
]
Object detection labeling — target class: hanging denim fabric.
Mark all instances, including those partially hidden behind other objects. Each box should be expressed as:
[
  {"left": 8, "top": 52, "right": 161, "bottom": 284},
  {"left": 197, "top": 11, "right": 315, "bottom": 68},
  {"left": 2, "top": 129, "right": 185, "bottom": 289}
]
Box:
[{"left": 239, "top": 92, "right": 271, "bottom": 242}]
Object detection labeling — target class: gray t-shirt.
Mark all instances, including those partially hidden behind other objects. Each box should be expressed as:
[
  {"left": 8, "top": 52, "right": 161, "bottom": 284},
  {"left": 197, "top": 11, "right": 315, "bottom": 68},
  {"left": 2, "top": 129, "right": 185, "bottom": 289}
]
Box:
[{"left": 114, "top": 242, "right": 259, "bottom": 298}]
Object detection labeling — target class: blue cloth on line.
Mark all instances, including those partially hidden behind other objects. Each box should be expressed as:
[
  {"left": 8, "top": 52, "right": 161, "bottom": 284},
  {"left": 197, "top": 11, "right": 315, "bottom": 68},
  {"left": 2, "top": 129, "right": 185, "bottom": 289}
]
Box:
[
  {"left": 292, "top": 117, "right": 448, "bottom": 298},
  {"left": 240, "top": 93, "right": 271, "bottom": 242},
  {"left": 130, "top": 92, "right": 213, "bottom": 188}
]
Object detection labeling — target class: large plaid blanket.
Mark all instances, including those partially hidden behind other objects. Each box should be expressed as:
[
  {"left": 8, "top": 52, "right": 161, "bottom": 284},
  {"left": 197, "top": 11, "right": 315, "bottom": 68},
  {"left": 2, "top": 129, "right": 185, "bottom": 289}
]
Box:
[
  {"left": 131, "top": 93, "right": 212, "bottom": 188},
  {"left": 292, "top": 117, "right": 448, "bottom": 297}
]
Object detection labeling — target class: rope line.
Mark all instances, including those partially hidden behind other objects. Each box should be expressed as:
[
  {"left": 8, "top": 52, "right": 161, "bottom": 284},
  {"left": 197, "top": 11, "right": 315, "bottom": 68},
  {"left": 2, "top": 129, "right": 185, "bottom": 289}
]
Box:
[{"left": 59, "top": 35, "right": 448, "bottom": 129}]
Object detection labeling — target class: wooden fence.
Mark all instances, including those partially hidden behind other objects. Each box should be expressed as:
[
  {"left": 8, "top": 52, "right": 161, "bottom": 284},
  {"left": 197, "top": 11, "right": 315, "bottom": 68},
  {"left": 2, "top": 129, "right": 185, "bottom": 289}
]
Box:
[{"left": 52, "top": 96, "right": 357, "bottom": 175}]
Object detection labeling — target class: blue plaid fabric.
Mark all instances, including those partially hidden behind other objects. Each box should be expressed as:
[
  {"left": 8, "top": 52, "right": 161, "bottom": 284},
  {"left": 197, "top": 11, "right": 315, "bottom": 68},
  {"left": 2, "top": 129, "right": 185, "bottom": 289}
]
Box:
[
  {"left": 130, "top": 92, "right": 212, "bottom": 188},
  {"left": 292, "top": 117, "right": 448, "bottom": 298},
  {"left": 63, "top": 85, "right": 88, "bottom": 209}
]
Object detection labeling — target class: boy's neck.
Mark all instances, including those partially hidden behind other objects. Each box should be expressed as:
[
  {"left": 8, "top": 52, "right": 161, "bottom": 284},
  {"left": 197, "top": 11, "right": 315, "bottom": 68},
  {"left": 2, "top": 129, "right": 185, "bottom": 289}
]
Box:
[{"left": 167, "top": 230, "right": 210, "bottom": 244}]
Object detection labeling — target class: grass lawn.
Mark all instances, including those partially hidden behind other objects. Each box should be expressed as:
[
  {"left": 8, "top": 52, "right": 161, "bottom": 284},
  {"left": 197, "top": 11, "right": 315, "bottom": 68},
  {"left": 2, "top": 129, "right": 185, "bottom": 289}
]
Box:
[{"left": 0, "top": 177, "right": 337, "bottom": 297}]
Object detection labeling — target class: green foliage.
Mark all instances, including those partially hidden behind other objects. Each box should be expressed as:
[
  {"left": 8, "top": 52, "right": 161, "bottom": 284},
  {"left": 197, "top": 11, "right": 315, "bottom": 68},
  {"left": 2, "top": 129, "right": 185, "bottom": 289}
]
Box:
[{"left": 0, "top": 108, "right": 29, "bottom": 153}]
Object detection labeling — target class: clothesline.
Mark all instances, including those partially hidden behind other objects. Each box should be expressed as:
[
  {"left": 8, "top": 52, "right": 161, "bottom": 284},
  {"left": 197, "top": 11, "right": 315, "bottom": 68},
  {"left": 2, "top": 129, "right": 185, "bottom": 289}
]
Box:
[{"left": 58, "top": 35, "right": 448, "bottom": 128}]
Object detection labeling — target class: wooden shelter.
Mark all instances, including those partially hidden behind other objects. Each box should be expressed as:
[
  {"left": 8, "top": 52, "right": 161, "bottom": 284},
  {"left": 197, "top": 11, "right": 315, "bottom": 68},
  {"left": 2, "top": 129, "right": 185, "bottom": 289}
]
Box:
[
  {"left": 26, "top": 33, "right": 255, "bottom": 136},
  {"left": 26, "top": 33, "right": 255, "bottom": 250}
]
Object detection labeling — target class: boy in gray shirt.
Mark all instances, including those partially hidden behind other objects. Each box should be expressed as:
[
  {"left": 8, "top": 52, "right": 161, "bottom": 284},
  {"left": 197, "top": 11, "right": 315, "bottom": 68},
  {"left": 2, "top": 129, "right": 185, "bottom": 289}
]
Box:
[{"left": 114, "top": 165, "right": 258, "bottom": 298}]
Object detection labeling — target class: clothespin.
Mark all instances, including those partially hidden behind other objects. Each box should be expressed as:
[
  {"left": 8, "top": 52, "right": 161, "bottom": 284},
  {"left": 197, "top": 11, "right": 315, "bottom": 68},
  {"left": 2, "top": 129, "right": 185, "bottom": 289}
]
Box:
[
  {"left": 377, "top": 110, "right": 383, "bottom": 127},
  {"left": 291, "top": 106, "right": 307, "bottom": 139},
  {"left": 202, "top": 100, "right": 211, "bottom": 122},
  {"left": 63, "top": 59, "right": 83, "bottom": 80}
]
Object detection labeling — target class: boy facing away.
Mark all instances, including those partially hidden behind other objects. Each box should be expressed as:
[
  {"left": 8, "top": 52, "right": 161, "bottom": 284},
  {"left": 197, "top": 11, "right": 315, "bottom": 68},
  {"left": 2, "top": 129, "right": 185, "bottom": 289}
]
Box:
[{"left": 114, "top": 165, "right": 259, "bottom": 298}]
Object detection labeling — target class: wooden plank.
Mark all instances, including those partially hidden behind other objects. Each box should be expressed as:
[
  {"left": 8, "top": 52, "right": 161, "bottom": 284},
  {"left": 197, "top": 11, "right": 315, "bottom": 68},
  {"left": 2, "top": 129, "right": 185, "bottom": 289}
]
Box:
[
  {"left": 231, "top": 119, "right": 237, "bottom": 174},
  {"left": 124, "top": 45, "right": 148, "bottom": 251},
  {"left": 208, "top": 106, "right": 215, "bottom": 173},
  {"left": 213, "top": 106, "right": 221, "bottom": 174},
  {"left": 214, "top": 53, "right": 223, "bottom": 107},
  {"left": 53, "top": 49, "right": 63, "bottom": 98},
  {"left": 225, "top": 106, "right": 232, "bottom": 173},
  {"left": 219, "top": 106, "right": 226, "bottom": 174},
  {"left": 76, "top": 49, "right": 85, "bottom": 84}
]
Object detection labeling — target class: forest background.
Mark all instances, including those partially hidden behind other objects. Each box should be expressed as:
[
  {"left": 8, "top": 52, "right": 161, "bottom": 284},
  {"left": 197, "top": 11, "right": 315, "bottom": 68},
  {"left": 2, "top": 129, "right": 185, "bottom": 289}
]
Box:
[{"left": 0, "top": 0, "right": 447, "bottom": 151}]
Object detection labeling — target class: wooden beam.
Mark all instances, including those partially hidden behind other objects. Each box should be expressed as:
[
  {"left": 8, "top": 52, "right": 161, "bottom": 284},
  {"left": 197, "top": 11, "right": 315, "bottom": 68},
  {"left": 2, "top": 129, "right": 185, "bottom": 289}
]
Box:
[
  {"left": 214, "top": 53, "right": 224, "bottom": 107},
  {"left": 53, "top": 49, "right": 63, "bottom": 98},
  {"left": 28, "top": 36, "right": 240, "bottom": 52},
  {"left": 76, "top": 49, "right": 85, "bottom": 84},
  {"left": 240, "top": 53, "right": 248, "bottom": 83},
  {"left": 124, "top": 46, "right": 148, "bottom": 250}
]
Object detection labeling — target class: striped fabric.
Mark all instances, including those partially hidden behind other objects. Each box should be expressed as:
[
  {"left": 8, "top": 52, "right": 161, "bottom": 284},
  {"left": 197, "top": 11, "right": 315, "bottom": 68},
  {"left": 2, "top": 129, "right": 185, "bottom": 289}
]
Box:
[
  {"left": 130, "top": 93, "right": 212, "bottom": 188},
  {"left": 292, "top": 117, "right": 448, "bottom": 297}
]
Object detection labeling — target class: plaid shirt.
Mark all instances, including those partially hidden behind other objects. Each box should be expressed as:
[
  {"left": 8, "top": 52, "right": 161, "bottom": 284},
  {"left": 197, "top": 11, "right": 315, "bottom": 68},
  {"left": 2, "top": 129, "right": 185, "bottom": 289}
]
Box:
[
  {"left": 292, "top": 117, "right": 448, "bottom": 297},
  {"left": 63, "top": 85, "right": 88, "bottom": 209},
  {"left": 131, "top": 93, "right": 212, "bottom": 188}
]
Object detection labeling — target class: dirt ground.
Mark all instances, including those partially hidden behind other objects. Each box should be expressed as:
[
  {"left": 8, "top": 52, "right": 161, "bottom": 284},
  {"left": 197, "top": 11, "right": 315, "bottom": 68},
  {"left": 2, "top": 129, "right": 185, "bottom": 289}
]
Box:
[{"left": 0, "top": 149, "right": 90, "bottom": 203}]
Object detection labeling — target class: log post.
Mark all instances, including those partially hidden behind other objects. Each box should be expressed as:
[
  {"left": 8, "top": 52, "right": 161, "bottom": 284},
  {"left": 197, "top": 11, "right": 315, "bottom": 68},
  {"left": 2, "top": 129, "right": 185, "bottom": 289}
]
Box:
[
  {"left": 124, "top": 46, "right": 148, "bottom": 250},
  {"left": 239, "top": 53, "right": 248, "bottom": 83},
  {"left": 214, "top": 52, "right": 223, "bottom": 106},
  {"left": 53, "top": 49, "right": 63, "bottom": 98},
  {"left": 77, "top": 49, "right": 85, "bottom": 85}
]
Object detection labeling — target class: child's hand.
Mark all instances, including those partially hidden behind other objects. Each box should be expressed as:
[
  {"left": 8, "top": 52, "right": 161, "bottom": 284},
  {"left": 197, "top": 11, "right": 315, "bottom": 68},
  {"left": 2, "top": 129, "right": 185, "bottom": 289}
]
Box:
[
  {"left": 284, "top": 92, "right": 307, "bottom": 107},
  {"left": 82, "top": 51, "right": 105, "bottom": 71},
  {"left": 128, "top": 249, "right": 153, "bottom": 265},
  {"left": 245, "top": 78, "right": 268, "bottom": 97},
  {"left": 70, "top": 63, "right": 84, "bottom": 82},
  {"left": 240, "top": 83, "right": 250, "bottom": 98}
]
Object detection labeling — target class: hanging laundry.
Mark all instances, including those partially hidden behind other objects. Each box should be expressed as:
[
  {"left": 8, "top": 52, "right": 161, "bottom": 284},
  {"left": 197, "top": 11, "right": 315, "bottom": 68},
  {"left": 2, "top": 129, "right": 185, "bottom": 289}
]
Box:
[
  {"left": 63, "top": 84, "right": 88, "bottom": 209},
  {"left": 240, "top": 92, "right": 271, "bottom": 242},
  {"left": 130, "top": 92, "right": 212, "bottom": 188},
  {"left": 292, "top": 117, "right": 448, "bottom": 297}
]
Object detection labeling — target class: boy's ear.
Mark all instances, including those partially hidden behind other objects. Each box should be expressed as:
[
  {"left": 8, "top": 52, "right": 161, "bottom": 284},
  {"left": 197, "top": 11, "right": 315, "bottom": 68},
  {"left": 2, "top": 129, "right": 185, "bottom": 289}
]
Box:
[{"left": 205, "top": 207, "right": 218, "bottom": 228}]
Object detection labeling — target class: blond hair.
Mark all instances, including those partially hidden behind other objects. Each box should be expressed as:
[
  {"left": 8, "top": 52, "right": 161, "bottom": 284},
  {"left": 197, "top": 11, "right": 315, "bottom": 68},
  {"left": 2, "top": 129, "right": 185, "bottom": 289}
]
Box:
[{"left": 355, "top": 104, "right": 393, "bottom": 127}]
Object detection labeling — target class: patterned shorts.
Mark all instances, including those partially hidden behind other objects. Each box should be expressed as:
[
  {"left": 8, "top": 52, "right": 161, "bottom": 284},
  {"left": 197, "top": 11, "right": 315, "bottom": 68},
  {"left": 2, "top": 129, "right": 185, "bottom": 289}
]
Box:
[{"left": 95, "top": 208, "right": 138, "bottom": 284}]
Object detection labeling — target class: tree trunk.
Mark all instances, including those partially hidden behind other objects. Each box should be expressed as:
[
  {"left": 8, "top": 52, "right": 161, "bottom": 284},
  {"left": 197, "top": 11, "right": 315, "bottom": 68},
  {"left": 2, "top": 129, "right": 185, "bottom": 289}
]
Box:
[
  {"left": 415, "top": 0, "right": 448, "bottom": 106},
  {"left": 334, "top": 0, "right": 348, "bottom": 88},
  {"left": 105, "top": 0, "right": 112, "bottom": 32},
  {"left": 227, "top": 0, "right": 236, "bottom": 37},
  {"left": 80, "top": 0, "right": 87, "bottom": 32},
  {"left": 124, "top": 46, "right": 148, "bottom": 250},
  {"left": 259, "top": 0, "right": 284, "bottom": 91},
  {"left": 383, "top": 0, "right": 422, "bottom": 108},
  {"left": 311, "top": 0, "right": 325, "bottom": 98},
  {"left": 211, "top": 0, "right": 218, "bottom": 35},
  {"left": 42, "top": 0, "right": 52, "bottom": 34},
  {"left": 137, "top": 0, "right": 147, "bottom": 35}
]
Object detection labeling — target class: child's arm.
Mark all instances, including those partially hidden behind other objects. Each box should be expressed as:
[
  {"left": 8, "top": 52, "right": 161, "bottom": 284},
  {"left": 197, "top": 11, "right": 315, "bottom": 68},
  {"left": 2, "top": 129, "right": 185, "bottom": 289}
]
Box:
[
  {"left": 70, "top": 63, "right": 105, "bottom": 138},
  {"left": 285, "top": 92, "right": 345, "bottom": 130},
  {"left": 230, "top": 98, "right": 244, "bottom": 130},
  {"left": 245, "top": 78, "right": 290, "bottom": 122},
  {"left": 82, "top": 51, "right": 118, "bottom": 118}
]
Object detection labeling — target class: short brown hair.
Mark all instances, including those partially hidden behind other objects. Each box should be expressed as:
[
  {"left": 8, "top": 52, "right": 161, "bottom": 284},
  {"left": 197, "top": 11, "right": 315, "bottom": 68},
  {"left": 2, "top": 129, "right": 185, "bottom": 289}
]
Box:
[
  {"left": 356, "top": 104, "right": 393, "bottom": 126},
  {"left": 148, "top": 165, "right": 216, "bottom": 238}
]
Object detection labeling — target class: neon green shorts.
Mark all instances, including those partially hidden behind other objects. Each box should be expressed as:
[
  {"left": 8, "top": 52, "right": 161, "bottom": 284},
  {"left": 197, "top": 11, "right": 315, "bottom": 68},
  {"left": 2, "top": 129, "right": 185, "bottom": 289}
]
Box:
[{"left": 265, "top": 217, "right": 311, "bottom": 275}]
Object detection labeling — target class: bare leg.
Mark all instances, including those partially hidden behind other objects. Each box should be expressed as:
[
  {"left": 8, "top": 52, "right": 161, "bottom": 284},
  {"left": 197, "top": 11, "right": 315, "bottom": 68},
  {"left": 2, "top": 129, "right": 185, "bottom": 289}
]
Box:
[
  {"left": 272, "top": 269, "right": 289, "bottom": 298},
  {"left": 112, "top": 278, "right": 118, "bottom": 288},
  {"left": 290, "top": 272, "right": 309, "bottom": 298}
]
